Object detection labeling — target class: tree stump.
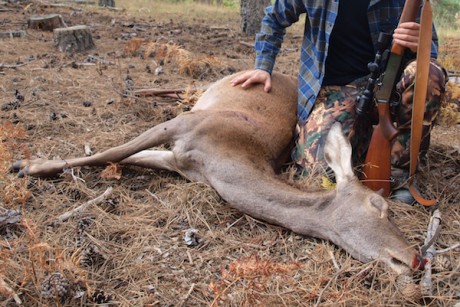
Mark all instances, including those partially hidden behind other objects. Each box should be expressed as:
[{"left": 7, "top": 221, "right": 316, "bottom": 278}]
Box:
[
  {"left": 73, "top": 0, "right": 96, "bottom": 4},
  {"left": 54, "top": 25, "right": 95, "bottom": 53},
  {"left": 28, "top": 14, "right": 66, "bottom": 31},
  {"left": 98, "top": 0, "right": 115, "bottom": 7}
]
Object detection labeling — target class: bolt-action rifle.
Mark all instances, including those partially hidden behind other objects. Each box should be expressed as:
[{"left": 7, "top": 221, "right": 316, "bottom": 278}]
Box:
[{"left": 358, "top": 0, "right": 424, "bottom": 197}]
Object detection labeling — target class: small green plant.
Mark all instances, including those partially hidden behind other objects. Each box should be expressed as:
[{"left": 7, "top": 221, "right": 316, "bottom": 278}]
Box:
[{"left": 433, "top": 0, "right": 460, "bottom": 30}]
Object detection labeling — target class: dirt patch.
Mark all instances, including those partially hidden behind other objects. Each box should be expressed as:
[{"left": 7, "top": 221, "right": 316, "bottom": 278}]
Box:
[{"left": 1, "top": 2, "right": 459, "bottom": 306}]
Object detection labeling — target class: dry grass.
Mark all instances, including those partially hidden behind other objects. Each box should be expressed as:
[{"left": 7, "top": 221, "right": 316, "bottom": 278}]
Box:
[
  {"left": 0, "top": 2, "right": 459, "bottom": 306},
  {"left": 117, "top": 0, "right": 239, "bottom": 24}
]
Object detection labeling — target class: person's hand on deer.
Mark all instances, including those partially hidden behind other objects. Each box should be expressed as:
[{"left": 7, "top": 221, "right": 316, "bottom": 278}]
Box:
[
  {"left": 393, "top": 21, "right": 420, "bottom": 52},
  {"left": 230, "top": 69, "right": 272, "bottom": 92}
]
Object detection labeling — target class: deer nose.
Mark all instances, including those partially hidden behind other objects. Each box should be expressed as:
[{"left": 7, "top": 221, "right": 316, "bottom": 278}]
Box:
[{"left": 412, "top": 254, "right": 427, "bottom": 270}]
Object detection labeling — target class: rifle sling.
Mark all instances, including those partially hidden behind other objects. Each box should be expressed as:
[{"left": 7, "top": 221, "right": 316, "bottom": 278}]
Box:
[{"left": 409, "top": 0, "right": 437, "bottom": 206}]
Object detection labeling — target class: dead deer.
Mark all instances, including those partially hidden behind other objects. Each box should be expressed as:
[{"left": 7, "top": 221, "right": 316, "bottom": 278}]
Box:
[{"left": 12, "top": 71, "right": 426, "bottom": 275}]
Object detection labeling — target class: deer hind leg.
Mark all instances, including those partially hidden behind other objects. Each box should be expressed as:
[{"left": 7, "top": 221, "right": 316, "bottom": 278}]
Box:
[
  {"left": 119, "top": 150, "right": 178, "bottom": 172},
  {"left": 12, "top": 118, "right": 182, "bottom": 178}
]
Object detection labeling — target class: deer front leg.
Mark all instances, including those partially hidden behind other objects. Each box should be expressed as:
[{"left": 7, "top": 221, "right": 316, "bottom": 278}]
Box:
[{"left": 11, "top": 119, "right": 180, "bottom": 178}]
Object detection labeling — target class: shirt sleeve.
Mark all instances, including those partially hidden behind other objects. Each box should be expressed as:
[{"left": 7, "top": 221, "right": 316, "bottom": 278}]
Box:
[
  {"left": 430, "top": 23, "right": 439, "bottom": 59},
  {"left": 255, "top": 0, "right": 307, "bottom": 73}
]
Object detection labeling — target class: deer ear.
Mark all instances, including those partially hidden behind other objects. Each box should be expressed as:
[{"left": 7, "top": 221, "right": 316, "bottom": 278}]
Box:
[
  {"left": 324, "top": 122, "right": 355, "bottom": 186},
  {"left": 369, "top": 195, "right": 389, "bottom": 218}
]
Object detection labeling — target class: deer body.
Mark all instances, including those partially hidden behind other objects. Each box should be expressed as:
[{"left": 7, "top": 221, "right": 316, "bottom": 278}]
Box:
[{"left": 13, "top": 71, "right": 425, "bottom": 274}]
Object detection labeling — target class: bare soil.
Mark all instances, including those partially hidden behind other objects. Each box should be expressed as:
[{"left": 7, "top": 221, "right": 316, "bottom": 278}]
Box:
[{"left": 0, "top": 2, "right": 459, "bottom": 306}]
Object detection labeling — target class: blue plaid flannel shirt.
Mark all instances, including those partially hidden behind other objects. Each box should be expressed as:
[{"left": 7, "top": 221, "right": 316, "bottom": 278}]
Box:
[{"left": 255, "top": 0, "right": 439, "bottom": 124}]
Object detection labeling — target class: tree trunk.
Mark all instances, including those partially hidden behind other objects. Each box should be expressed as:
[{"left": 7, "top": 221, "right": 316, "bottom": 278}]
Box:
[
  {"left": 28, "top": 14, "right": 66, "bottom": 31},
  {"left": 240, "top": 0, "right": 271, "bottom": 35},
  {"left": 54, "top": 25, "right": 95, "bottom": 53},
  {"left": 98, "top": 0, "right": 115, "bottom": 7}
]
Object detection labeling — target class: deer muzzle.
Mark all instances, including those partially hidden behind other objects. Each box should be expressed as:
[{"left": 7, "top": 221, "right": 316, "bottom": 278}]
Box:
[{"left": 412, "top": 254, "right": 428, "bottom": 270}]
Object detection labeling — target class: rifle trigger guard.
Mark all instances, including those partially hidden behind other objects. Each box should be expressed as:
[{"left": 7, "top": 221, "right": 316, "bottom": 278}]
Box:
[{"left": 390, "top": 91, "right": 401, "bottom": 115}]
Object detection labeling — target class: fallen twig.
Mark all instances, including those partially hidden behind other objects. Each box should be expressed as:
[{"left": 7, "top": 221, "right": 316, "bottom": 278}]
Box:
[
  {"left": 420, "top": 209, "right": 442, "bottom": 297},
  {"left": 314, "top": 272, "right": 340, "bottom": 307},
  {"left": 0, "top": 275, "right": 22, "bottom": 305},
  {"left": 328, "top": 249, "right": 341, "bottom": 271},
  {"left": 0, "top": 58, "right": 37, "bottom": 69},
  {"left": 239, "top": 41, "right": 253, "bottom": 48},
  {"left": 134, "top": 86, "right": 207, "bottom": 99},
  {"left": 436, "top": 243, "right": 460, "bottom": 255},
  {"left": 54, "top": 187, "right": 113, "bottom": 223},
  {"left": 178, "top": 282, "right": 195, "bottom": 307},
  {"left": 134, "top": 88, "right": 186, "bottom": 98}
]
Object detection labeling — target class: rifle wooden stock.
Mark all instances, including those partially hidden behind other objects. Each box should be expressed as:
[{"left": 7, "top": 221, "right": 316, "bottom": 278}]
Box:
[
  {"left": 363, "top": 104, "right": 398, "bottom": 196},
  {"left": 362, "top": 0, "right": 421, "bottom": 196}
]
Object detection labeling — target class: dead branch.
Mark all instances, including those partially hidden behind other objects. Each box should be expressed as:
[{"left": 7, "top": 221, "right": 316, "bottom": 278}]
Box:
[
  {"left": 420, "top": 209, "right": 441, "bottom": 297},
  {"left": 39, "top": 3, "right": 71, "bottom": 9},
  {"left": 54, "top": 187, "right": 113, "bottom": 223},
  {"left": 0, "top": 58, "right": 37, "bottom": 69},
  {"left": 134, "top": 86, "right": 207, "bottom": 98},
  {"left": 0, "top": 31, "right": 26, "bottom": 38},
  {"left": 134, "top": 88, "right": 186, "bottom": 99},
  {"left": 239, "top": 41, "right": 254, "bottom": 48},
  {"left": 210, "top": 26, "right": 229, "bottom": 31},
  {"left": 436, "top": 243, "right": 460, "bottom": 254}
]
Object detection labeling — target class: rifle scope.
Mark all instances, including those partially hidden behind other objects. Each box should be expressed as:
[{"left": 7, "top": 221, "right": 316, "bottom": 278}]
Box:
[{"left": 356, "top": 32, "right": 393, "bottom": 116}]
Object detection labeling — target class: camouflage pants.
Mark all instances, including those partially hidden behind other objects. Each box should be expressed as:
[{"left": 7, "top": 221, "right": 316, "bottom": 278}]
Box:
[{"left": 293, "top": 59, "right": 447, "bottom": 187}]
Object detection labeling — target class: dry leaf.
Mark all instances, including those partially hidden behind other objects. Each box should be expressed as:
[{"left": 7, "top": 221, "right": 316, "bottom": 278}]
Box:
[{"left": 100, "top": 163, "right": 122, "bottom": 180}]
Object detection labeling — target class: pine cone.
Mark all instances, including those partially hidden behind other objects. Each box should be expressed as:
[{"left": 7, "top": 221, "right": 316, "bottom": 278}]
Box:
[
  {"left": 41, "top": 272, "right": 70, "bottom": 300},
  {"left": 76, "top": 217, "right": 94, "bottom": 247},
  {"left": 92, "top": 289, "right": 112, "bottom": 304},
  {"left": 396, "top": 275, "right": 422, "bottom": 302},
  {"left": 433, "top": 255, "right": 453, "bottom": 272},
  {"left": 80, "top": 244, "right": 106, "bottom": 267}
]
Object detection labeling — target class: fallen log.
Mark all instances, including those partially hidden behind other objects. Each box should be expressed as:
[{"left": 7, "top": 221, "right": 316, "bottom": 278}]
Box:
[{"left": 0, "top": 31, "right": 25, "bottom": 38}]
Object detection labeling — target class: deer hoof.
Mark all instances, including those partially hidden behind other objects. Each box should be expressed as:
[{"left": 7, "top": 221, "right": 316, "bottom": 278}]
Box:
[
  {"left": 17, "top": 166, "right": 30, "bottom": 178},
  {"left": 10, "top": 160, "right": 25, "bottom": 173}
]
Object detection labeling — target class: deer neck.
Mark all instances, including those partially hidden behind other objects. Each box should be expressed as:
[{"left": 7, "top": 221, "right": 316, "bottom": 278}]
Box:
[{"left": 209, "top": 171, "right": 338, "bottom": 241}]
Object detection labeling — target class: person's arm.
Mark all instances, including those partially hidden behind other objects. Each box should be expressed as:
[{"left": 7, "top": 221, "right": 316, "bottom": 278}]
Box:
[{"left": 231, "top": 0, "right": 307, "bottom": 91}]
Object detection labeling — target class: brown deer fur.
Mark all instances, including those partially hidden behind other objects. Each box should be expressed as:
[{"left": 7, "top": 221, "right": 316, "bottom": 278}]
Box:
[{"left": 12, "top": 71, "right": 425, "bottom": 275}]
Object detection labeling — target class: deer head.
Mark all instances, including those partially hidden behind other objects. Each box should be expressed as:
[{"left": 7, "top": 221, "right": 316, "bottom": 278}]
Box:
[{"left": 321, "top": 123, "right": 425, "bottom": 274}]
